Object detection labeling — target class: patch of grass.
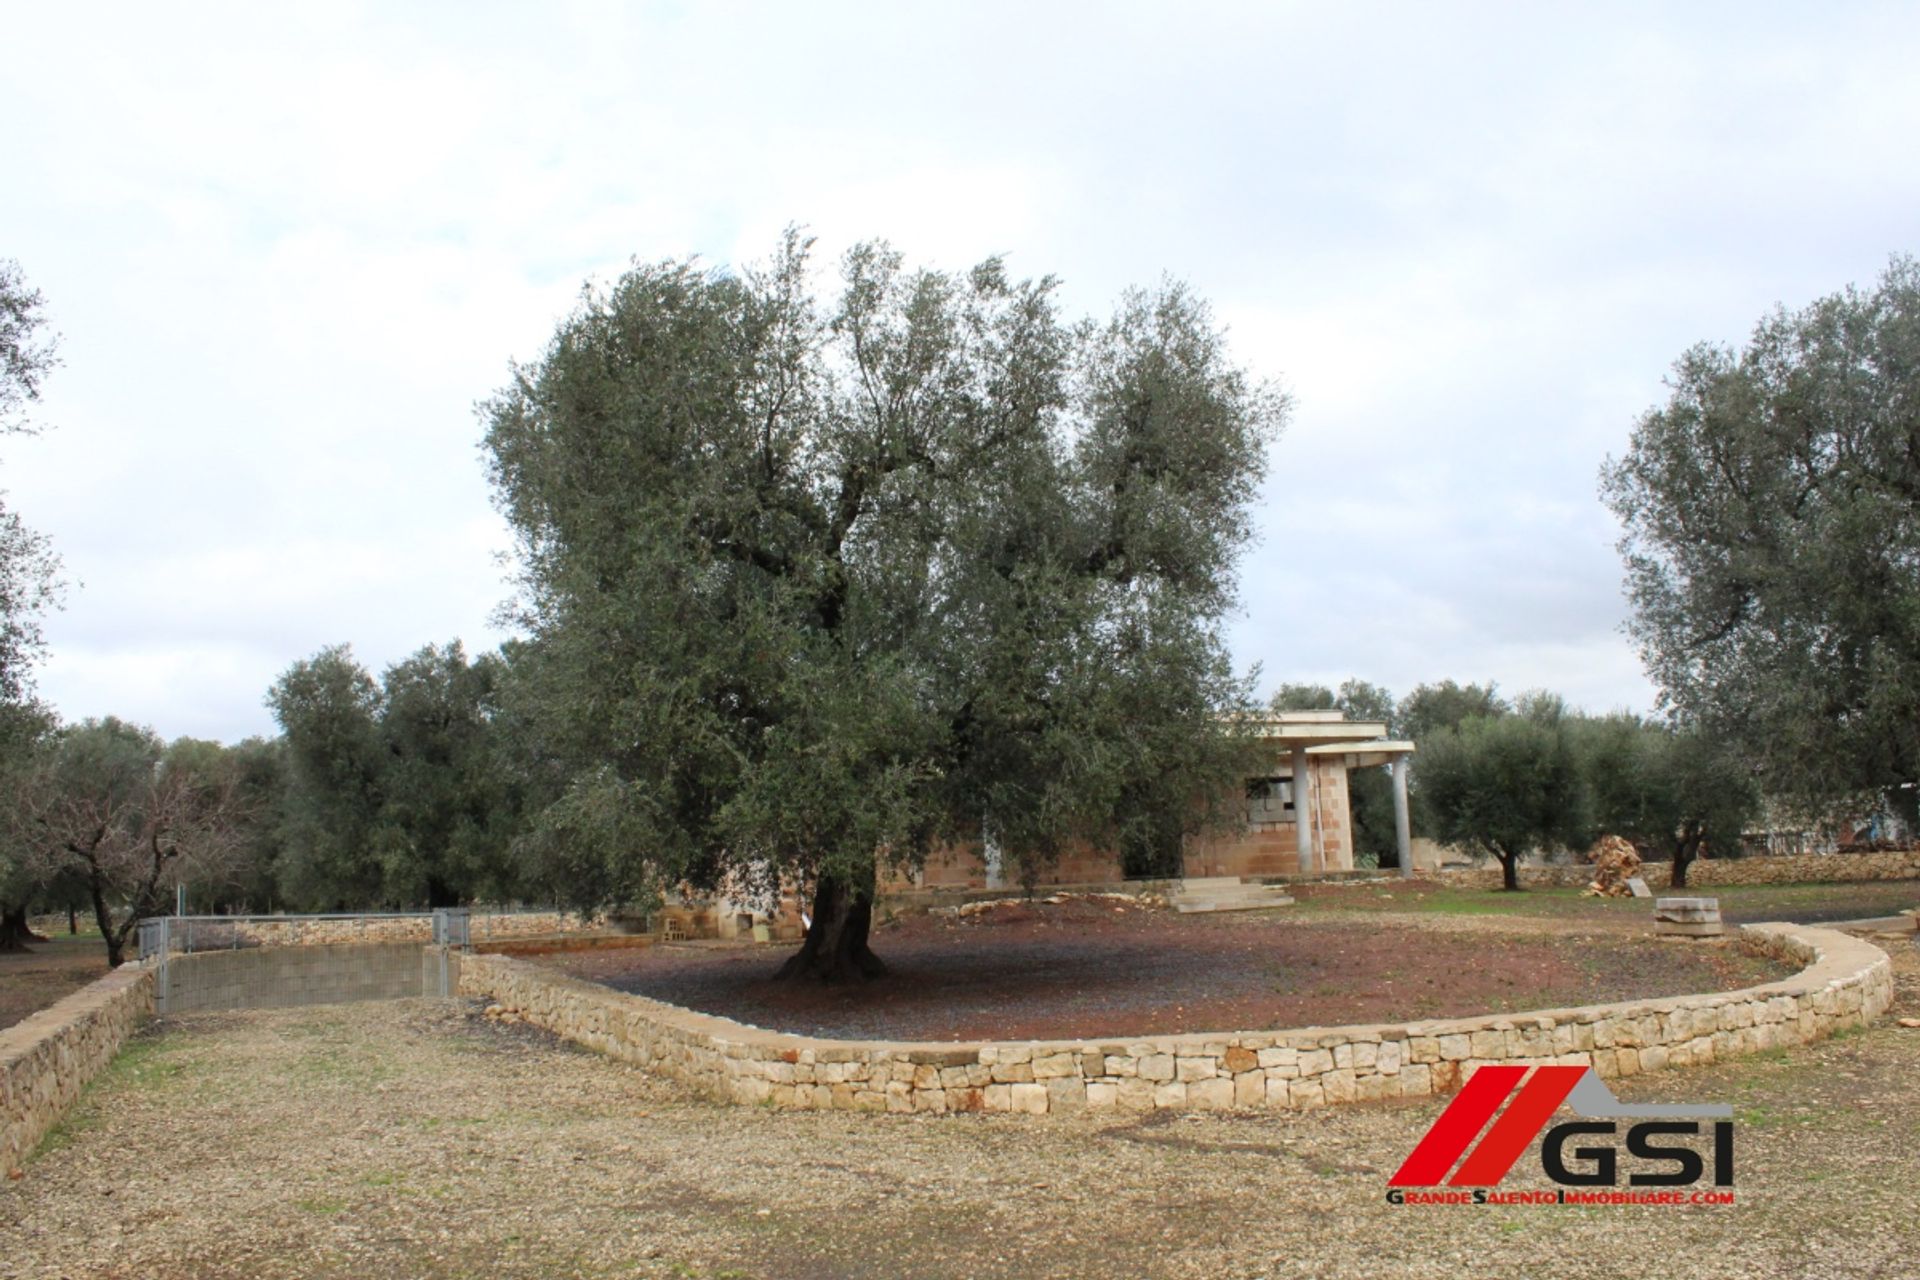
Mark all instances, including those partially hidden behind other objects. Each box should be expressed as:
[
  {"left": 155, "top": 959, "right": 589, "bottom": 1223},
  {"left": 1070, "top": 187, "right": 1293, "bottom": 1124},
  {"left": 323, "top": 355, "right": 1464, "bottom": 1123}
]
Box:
[
  {"left": 31, "top": 1029, "right": 189, "bottom": 1161},
  {"left": 288, "top": 1041, "right": 398, "bottom": 1088},
  {"left": 295, "top": 1196, "right": 348, "bottom": 1215}
]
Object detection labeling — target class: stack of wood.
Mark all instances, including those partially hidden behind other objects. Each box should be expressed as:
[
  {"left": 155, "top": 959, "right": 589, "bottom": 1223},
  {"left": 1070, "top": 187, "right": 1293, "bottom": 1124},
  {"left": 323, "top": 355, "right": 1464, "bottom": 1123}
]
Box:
[
  {"left": 1654, "top": 897, "right": 1725, "bottom": 938},
  {"left": 1582, "top": 834, "right": 1643, "bottom": 897}
]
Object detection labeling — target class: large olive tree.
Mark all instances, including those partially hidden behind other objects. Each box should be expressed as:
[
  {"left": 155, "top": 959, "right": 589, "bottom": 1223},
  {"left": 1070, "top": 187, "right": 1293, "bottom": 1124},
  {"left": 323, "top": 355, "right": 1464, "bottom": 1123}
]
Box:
[
  {"left": 483, "top": 233, "right": 1284, "bottom": 980},
  {"left": 1603, "top": 258, "right": 1920, "bottom": 824}
]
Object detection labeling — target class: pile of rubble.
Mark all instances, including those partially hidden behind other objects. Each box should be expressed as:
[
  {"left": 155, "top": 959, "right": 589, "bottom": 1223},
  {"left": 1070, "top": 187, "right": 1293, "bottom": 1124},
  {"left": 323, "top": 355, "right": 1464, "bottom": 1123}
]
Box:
[{"left": 1582, "top": 834, "right": 1643, "bottom": 897}]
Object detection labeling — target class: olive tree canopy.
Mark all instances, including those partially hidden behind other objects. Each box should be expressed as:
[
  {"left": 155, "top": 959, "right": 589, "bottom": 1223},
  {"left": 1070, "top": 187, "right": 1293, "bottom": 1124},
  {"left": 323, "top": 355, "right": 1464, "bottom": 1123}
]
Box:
[
  {"left": 483, "top": 233, "right": 1285, "bottom": 979},
  {"left": 1603, "top": 258, "right": 1920, "bottom": 823}
]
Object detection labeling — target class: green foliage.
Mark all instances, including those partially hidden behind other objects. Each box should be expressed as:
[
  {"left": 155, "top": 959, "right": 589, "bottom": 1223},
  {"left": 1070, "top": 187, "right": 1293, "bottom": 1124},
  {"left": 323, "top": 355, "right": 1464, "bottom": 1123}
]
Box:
[
  {"left": 1398, "top": 680, "right": 1507, "bottom": 742},
  {"left": 1417, "top": 713, "right": 1583, "bottom": 888},
  {"left": 1571, "top": 713, "right": 1758, "bottom": 879},
  {"left": 268, "top": 645, "right": 386, "bottom": 907},
  {"left": 0, "top": 258, "right": 59, "bottom": 437},
  {"left": 1602, "top": 256, "right": 1920, "bottom": 821},
  {"left": 482, "top": 232, "right": 1284, "bottom": 908},
  {"left": 1269, "top": 682, "right": 1336, "bottom": 711},
  {"left": 269, "top": 641, "right": 527, "bottom": 909}
]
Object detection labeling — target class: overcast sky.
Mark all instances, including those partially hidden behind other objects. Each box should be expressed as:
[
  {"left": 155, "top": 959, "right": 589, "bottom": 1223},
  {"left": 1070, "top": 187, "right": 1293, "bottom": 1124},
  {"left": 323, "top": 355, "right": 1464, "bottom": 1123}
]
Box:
[{"left": 3, "top": 2, "right": 1916, "bottom": 743}]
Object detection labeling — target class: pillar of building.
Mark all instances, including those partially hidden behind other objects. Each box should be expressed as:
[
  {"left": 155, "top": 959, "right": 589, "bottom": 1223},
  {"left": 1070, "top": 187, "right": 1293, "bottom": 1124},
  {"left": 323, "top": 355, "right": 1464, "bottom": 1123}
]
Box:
[
  {"left": 1392, "top": 757, "right": 1413, "bottom": 879},
  {"left": 1293, "top": 746, "right": 1313, "bottom": 876}
]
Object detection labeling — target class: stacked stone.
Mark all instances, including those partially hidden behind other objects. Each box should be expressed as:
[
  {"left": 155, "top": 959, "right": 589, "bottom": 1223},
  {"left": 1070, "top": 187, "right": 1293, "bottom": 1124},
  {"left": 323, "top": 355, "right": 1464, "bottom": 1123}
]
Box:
[
  {"left": 1, "top": 964, "right": 156, "bottom": 1175},
  {"left": 1654, "top": 898, "right": 1725, "bottom": 937},
  {"left": 219, "top": 910, "right": 596, "bottom": 949},
  {"left": 449, "top": 923, "right": 1892, "bottom": 1118},
  {"left": 1420, "top": 848, "right": 1920, "bottom": 892}
]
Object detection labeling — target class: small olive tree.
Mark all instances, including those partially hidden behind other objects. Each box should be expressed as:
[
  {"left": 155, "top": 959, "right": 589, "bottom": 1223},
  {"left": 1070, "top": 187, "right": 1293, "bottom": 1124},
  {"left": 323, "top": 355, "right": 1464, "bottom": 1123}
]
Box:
[
  {"left": 1417, "top": 713, "right": 1583, "bottom": 890},
  {"left": 27, "top": 719, "right": 249, "bottom": 965}
]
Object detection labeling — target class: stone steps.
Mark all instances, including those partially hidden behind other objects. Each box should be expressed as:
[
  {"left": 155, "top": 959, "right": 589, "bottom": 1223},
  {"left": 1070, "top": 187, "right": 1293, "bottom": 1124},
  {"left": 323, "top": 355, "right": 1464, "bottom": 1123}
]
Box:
[{"left": 1170, "top": 877, "right": 1296, "bottom": 914}]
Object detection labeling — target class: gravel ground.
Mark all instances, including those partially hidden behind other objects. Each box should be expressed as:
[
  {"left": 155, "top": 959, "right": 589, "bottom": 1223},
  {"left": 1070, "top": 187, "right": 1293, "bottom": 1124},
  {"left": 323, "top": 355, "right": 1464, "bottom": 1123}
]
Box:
[{"left": 4, "top": 945, "right": 1918, "bottom": 1279}]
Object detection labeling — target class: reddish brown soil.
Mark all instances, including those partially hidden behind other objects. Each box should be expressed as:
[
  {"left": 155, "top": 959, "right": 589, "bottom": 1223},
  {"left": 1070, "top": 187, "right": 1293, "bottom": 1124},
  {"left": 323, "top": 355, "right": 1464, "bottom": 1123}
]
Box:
[
  {"left": 545, "top": 898, "right": 1793, "bottom": 1042},
  {"left": 0, "top": 936, "right": 110, "bottom": 1030}
]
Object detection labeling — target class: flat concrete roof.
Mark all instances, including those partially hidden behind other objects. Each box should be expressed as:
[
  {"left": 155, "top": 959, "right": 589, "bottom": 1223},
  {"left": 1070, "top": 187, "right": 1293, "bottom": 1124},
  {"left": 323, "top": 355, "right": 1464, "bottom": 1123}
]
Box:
[{"left": 1307, "top": 740, "right": 1417, "bottom": 767}]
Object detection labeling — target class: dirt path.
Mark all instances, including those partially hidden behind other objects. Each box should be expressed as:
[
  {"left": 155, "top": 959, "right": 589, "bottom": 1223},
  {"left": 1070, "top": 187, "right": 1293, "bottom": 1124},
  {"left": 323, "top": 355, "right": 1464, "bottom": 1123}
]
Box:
[{"left": 4, "top": 945, "right": 1917, "bottom": 1279}]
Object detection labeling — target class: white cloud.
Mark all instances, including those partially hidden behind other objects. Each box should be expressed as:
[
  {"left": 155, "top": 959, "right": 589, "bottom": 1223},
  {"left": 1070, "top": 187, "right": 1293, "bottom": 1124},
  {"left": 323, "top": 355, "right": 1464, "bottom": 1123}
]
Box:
[{"left": 3, "top": 2, "right": 1916, "bottom": 739}]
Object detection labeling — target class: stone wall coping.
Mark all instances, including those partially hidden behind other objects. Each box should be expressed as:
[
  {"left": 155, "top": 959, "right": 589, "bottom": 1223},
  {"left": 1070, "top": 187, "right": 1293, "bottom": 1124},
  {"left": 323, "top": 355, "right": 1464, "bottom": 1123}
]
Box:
[
  {"left": 457, "top": 921, "right": 1884, "bottom": 1063},
  {"left": 0, "top": 961, "right": 155, "bottom": 1066},
  {"left": 2, "top": 959, "right": 157, "bottom": 1175}
]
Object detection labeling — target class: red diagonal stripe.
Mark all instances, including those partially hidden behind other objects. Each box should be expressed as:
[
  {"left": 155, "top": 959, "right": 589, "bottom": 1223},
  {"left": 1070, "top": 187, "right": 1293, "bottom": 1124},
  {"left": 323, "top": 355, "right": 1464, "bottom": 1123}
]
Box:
[
  {"left": 1387, "top": 1064, "right": 1527, "bottom": 1186},
  {"left": 1448, "top": 1066, "right": 1588, "bottom": 1186}
]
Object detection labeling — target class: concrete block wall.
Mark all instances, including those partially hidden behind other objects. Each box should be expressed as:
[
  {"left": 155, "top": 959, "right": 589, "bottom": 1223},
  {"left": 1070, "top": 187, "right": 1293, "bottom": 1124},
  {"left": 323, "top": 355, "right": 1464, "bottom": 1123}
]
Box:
[
  {"left": 451, "top": 922, "right": 1890, "bottom": 1117},
  {"left": 1, "top": 963, "right": 155, "bottom": 1175},
  {"left": 160, "top": 943, "right": 432, "bottom": 1013}
]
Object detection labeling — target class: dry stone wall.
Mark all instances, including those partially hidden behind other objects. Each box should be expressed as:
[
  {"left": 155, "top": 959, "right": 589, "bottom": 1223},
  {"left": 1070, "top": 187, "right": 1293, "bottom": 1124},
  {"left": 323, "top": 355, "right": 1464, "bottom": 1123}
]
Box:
[
  {"left": 166, "top": 910, "right": 598, "bottom": 950},
  {"left": 1, "top": 963, "right": 155, "bottom": 1175},
  {"left": 1423, "top": 849, "right": 1920, "bottom": 891},
  {"left": 451, "top": 923, "right": 1891, "bottom": 1117}
]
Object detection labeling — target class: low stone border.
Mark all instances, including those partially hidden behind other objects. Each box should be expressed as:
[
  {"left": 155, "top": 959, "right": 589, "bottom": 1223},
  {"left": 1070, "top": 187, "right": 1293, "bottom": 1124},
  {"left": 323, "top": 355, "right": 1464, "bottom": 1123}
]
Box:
[
  {"left": 1422, "top": 848, "right": 1920, "bottom": 890},
  {"left": 445, "top": 922, "right": 1893, "bottom": 1116},
  {"left": 1, "top": 963, "right": 155, "bottom": 1175}
]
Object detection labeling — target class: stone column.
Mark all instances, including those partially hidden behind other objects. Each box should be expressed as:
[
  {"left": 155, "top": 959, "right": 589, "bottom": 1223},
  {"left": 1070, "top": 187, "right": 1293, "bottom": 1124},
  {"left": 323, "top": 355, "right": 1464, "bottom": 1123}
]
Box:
[
  {"left": 1392, "top": 757, "right": 1413, "bottom": 879},
  {"left": 1293, "top": 746, "right": 1313, "bottom": 876}
]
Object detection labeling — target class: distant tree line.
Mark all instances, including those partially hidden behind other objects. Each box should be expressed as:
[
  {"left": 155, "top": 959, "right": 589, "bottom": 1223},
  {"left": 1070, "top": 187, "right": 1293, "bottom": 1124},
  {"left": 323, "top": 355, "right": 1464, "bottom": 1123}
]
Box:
[
  {"left": 1269, "top": 679, "right": 1759, "bottom": 890},
  {"left": 6, "top": 247, "right": 1915, "bottom": 966}
]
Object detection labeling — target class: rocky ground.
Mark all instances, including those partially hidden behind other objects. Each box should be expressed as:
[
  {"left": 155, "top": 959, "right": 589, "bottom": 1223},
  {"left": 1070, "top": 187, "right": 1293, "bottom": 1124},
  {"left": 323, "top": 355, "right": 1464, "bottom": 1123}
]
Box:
[
  {"left": 4, "top": 942, "right": 1917, "bottom": 1278},
  {"left": 546, "top": 898, "right": 1793, "bottom": 1040}
]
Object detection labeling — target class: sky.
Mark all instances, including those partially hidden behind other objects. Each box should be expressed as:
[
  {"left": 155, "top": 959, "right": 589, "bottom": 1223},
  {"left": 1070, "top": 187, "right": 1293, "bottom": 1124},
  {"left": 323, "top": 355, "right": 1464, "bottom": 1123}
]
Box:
[{"left": 2, "top": 1, "right": 1917, "bottom": 744}]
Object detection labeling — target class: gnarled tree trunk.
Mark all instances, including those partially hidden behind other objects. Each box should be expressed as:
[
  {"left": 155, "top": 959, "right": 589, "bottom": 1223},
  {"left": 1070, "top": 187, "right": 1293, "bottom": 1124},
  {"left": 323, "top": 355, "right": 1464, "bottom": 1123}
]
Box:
[
  {"left": 1669, "top": 824, "right": 1706, "bottom": 889},
  {"left": 774, "top": 873, "right": 887, "bottom": 983},
  {"left": 0, "top": 904, "right": 36, "bottom": 952}
]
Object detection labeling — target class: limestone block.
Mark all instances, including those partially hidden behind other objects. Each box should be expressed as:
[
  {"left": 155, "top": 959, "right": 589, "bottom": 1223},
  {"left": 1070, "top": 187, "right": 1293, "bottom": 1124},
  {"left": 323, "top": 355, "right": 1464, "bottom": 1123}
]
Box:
[
  {"left": 1187, "top": 1078, "right": 1234, "bottom": 1110},
  {"left": 1137, "top": 1054, "right": 1176, "bottom": 1082},
  {"left": 1032, "top": 1052, "right": 1077, "bottom": 1080},
  {"left": 1046, "top": 1078, "right": 1087, "bottom": 1113}
]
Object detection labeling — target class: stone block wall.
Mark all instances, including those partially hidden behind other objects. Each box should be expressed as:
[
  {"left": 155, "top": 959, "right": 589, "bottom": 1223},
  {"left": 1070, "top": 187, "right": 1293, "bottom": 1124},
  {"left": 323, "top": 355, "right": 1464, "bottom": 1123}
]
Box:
[
  {"left": 1, "top": 963, "right": 155, "bottom": 1175},
  {"left": 450, "top": 922, "right": 1890, "bottom": 1117},
  {"left": 1423, "top": 848, "right": 1920, "bottom": 891},
  {"left": 161, "top": 910, "right": 598, "bottom": 951}
]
